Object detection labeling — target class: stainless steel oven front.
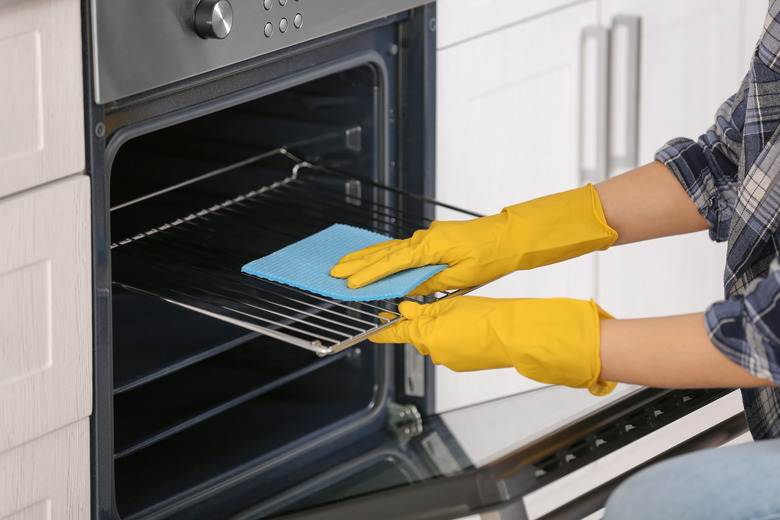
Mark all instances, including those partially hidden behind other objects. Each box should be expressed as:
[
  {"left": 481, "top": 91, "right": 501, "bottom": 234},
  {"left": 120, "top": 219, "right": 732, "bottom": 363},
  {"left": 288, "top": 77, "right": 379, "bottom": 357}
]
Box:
[
  {"left": 84, "top": 2, "right": 746, "bottom": 519},
  {"left": 87, "top": 2, "right": 444, "bottom": 518},
  {"left": 90, "top": 0, "right": 434, "bottom": 104}
]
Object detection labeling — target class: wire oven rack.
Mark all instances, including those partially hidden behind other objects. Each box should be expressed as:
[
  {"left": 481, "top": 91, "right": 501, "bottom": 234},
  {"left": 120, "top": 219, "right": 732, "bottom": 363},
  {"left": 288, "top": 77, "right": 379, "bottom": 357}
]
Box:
[{"left": 110, "top": 149, "right": 480, "bottom": 355}]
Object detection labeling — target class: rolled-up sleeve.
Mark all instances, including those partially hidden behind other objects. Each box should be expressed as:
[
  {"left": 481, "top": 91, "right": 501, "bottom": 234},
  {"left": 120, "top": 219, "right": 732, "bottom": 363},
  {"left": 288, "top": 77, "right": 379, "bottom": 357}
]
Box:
[
  {"left": 655, "top": 75, "right": 748, "bottom": 242},
  {"left": 705, "top": 256, "right": 780, "bottom": 385},
  {"left": 661, "top": 2, "right": 780, "bottom": 440}
]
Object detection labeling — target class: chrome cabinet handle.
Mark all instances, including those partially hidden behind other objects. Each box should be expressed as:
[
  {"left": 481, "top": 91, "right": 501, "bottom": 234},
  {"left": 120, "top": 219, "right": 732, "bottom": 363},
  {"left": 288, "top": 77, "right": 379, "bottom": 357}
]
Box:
[
  {"left": 610, "top": 15, "right": 642, "bottom": 172},
  {"left": 579, "top": 26, "right": 610, "bottom": 185}
]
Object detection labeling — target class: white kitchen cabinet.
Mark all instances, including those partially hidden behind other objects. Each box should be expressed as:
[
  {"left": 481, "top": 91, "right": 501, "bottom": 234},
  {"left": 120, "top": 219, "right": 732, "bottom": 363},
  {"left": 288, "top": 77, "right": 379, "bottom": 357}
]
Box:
[
  {"left": 0, "top": 0, "right": 84, "bottom": 199},
  {"left": 434, "top": 1, "right": 769, "bottom": 412},
  {"left": 0, "top": 419, "right": 90, "bottom": 520},
  {"left": 435, "top": 1, "right": 600, "bottom": 412},
  {"left": 0, "top": 0, "right": 90, "bottom": 515},
  {"left": 437, "top": 0, "right": 600, "bottom": 300},
  {"left": 601, "top": 0, "right": 745, "bottom": 165},
  {"left": 596, "top": 0, "right": 765, "bottom": 318},
  {"left": 0, "top": 175, "right": 92, "bottom": 452},
  {"left": 436, "top": 0, "right": 584, "bottom": 49}
]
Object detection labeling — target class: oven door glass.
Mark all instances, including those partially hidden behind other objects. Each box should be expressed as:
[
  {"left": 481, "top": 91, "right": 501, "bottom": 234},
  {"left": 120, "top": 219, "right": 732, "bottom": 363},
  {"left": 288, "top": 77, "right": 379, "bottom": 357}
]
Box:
[{"left": 228, "top": 385, "right": 741, "bottom": 520}]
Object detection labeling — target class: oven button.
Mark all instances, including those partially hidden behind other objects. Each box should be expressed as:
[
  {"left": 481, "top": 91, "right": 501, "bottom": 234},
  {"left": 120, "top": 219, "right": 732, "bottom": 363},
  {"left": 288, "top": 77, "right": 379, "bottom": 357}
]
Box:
[
  {"left": 194, "top": 0, "right": 234, "bottom": 40},
  {"left": 293, "top": 13, "right": 303, "bottom": 28}
]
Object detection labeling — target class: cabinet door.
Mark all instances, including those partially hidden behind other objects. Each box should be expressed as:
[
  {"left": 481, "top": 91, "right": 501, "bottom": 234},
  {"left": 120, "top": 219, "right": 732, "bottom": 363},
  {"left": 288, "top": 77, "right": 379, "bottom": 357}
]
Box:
[
  {"left": 0, "top": 419, "right": 89, "bottom": 520},
  {"left": 0, "top": 176, "right": 92, "bottom": 451},
  {"left": 435, "top": 1, "right": 598, "bottom": 412},
  {"left": 603, "top": 0, "right": 744, "bottom": 163},
  {"left": 436, "top": 0, "right": 581, "bottom": 49},
  {"left": 597, "top": 0, "right": 750, "bottom": 318},
  {"left": 0, "top": 0, "right": 84, "bottom": 198}
]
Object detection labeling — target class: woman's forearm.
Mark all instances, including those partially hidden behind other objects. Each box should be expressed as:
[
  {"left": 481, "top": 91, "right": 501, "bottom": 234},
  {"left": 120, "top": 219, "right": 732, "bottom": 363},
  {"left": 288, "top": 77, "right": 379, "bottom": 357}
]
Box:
[
  {"left": 595, "top": 161, "right": 710, "bottom": 245},
  {"left": 599, "top": 314, "right": 773, "bottom": 388}
]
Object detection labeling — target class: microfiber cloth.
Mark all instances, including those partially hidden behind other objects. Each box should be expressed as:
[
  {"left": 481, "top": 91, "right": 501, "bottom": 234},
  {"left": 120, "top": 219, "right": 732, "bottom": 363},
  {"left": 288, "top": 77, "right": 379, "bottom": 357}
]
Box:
[{"left": 241, "top": 224, "right": 448, "bottom": 301}]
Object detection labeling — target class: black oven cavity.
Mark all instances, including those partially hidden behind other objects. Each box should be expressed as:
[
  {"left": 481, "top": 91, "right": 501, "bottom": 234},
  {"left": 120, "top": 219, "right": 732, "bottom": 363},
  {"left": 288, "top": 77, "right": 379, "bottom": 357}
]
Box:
[{"left": 88, "top": 6, "right": 438, "bottom": 519}]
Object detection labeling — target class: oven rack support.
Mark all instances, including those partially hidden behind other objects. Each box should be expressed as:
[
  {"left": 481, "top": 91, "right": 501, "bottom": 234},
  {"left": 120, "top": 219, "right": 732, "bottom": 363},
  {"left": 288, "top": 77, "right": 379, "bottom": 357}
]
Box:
[{"left": 110, "top": 149, "right": 478, "bottom": 354}]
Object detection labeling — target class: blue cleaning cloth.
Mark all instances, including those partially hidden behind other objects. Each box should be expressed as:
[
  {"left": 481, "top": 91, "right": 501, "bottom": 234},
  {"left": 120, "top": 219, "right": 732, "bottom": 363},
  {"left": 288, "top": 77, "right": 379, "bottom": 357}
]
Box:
[{"left": 241, "top": 224, "right": 448, "bottom": 301}]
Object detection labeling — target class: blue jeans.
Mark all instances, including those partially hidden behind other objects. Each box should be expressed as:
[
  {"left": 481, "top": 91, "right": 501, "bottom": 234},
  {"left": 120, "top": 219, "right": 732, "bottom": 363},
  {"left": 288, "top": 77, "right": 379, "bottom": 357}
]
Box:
[{"left": 603, "top": 438, "right": 780, "bottom": 520}]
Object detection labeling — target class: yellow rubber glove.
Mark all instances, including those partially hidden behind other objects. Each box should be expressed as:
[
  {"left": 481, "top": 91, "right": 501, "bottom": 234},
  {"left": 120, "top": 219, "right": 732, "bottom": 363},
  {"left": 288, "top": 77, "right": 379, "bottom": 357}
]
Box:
[
  {"left": 371, "top": 296, "right": 617, "bottom": 396},
  {"left": 330, "top": 184, "right": 618, "bottom": 295}
]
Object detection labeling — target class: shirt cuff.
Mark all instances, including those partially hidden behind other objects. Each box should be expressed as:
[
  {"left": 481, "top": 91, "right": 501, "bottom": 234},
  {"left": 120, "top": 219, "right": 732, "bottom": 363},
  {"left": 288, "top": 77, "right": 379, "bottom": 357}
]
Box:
[
  {"left": 655, "top": 138, "right": 734, "bottom": 242},
  {"left": 705, "top": 258, "right": 780, "bottom": 384}
]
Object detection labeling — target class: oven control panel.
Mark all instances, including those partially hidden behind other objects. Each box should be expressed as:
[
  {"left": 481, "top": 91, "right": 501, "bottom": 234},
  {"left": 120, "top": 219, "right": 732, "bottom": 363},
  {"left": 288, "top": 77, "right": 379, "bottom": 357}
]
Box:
[
  {"left": 256, "top": 0, "right": 303, "bottom": 40},
  {"left": 91, "top": 0, "right": 432, "bottom": 104}
]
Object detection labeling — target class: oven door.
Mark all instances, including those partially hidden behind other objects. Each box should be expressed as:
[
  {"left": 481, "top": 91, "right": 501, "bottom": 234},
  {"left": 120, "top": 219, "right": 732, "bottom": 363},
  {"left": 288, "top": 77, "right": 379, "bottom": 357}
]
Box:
[{"left": 233, "top": 386, "right": 745, "bottom": 520}]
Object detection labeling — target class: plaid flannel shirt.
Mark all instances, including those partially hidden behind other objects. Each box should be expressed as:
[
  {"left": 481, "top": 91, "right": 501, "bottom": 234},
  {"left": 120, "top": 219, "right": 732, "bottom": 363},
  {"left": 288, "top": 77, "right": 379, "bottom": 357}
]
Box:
[{"left": 656, "top": 1, "right": 780, "bottom": 439}]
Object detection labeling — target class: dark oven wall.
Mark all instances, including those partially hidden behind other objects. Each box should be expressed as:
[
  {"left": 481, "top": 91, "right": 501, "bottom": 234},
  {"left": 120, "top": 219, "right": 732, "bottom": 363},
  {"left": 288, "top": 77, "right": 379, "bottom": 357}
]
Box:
[{"left": 84, "top": 5, "right": 437, "bottom": 520}]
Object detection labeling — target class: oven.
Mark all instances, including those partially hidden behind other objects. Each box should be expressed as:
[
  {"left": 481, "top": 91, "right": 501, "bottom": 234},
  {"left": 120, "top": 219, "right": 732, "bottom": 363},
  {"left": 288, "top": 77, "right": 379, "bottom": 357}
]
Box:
[{"left": 84, "top": 2, "right": 748, "bottom": 519}]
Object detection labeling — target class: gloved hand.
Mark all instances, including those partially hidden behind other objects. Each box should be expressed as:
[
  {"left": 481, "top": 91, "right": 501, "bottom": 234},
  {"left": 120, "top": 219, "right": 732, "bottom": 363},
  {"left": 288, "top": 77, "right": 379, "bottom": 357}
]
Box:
[
  {"left": 371, "top": 295, "right": 617, "bottom": 396},
  {"left": 330, "top": 184, "right": 618, "bottom": 295}
]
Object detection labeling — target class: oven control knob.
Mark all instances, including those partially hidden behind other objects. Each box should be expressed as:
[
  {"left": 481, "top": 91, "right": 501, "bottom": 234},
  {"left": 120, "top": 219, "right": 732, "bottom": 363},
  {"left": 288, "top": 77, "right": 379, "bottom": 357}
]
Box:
[{"left": 195, "top": 0, "right": 234, "bottom": 40}]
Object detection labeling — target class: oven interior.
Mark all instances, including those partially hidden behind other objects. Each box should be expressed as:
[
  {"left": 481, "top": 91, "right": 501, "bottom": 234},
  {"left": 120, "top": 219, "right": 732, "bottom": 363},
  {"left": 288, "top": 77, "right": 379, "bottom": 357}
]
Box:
[{"left": 107, "top": 65, "right": 446, "bottom": 519}]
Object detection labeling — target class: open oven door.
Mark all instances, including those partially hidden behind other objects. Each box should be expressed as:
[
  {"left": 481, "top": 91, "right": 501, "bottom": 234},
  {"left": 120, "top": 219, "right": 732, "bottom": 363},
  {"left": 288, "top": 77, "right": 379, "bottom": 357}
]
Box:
[
  {"left": 235, "top": 385, "right": 746, "bottom": 520},
  {"left": 104, "top": 146, "right": 747, "bottom": 520}
]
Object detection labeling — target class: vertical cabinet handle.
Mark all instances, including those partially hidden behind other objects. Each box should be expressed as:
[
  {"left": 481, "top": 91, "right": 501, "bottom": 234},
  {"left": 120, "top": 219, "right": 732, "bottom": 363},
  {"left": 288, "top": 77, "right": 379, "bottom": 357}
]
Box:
[
  {"left": 610, "top": 15, "right": 642, "bottom": 172},
  {"left": 579, "top": 26, "right": 610, "bottom": 185}
]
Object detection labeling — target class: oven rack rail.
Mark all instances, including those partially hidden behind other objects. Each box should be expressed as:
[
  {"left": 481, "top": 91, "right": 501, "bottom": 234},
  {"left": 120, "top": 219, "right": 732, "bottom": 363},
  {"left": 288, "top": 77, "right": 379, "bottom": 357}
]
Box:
[{"left": 110, "top": 149, "right": 478, "bottom": 355}]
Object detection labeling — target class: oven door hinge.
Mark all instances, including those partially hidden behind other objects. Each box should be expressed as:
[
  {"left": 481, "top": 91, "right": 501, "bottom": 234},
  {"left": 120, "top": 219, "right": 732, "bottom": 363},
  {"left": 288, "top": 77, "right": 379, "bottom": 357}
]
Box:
[{"left": 386, "top": 402, "right": 423, "bottom": 445}]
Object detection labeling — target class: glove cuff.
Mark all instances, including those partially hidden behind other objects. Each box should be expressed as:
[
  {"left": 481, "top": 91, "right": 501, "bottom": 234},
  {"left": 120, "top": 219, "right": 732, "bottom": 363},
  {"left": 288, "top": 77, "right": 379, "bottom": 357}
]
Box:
[
  {"left": 503, "top": 184, "right": 619, "bottom": 270},
  {"left": 504, "top": 298, "right": 617, "bottom": 396},
  {"left": 587, "top": 300, "right": 617, "bottom": 396}
]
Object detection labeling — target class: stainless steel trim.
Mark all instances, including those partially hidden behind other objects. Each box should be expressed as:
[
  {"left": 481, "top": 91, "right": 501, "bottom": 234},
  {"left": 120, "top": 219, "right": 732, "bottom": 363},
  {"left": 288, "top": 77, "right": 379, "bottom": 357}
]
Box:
[
  {"left": 610, "top": 15, "right": 642, "bottom": 172},
  {"left": 578, "top": 26, "right": 610, "bottom": 185},
  {"left": 90, "top": 0, "right": 432, "bottom": 103}
]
